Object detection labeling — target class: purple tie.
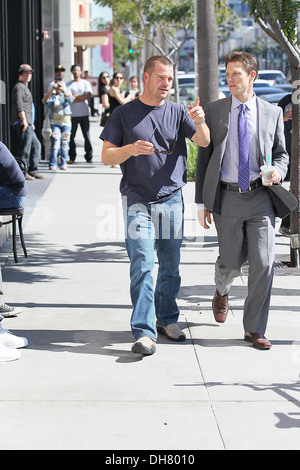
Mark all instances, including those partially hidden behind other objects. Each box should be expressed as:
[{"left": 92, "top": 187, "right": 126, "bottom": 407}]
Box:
[{"left": 238, "top": 103, "right": 250, "bottom": 192}]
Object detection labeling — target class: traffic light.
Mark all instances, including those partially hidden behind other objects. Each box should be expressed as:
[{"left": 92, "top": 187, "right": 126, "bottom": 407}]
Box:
[{"left": 128, "top": 40, "right": 133, "bottom": 54}]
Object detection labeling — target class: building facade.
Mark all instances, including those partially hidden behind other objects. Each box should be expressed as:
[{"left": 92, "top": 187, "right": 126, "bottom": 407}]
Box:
[
  {"left": 0, "top": 0, "right": 71, "bottom": 152},
  {"left": 0, "top": 0, "right": 111, "bottom": 151}
]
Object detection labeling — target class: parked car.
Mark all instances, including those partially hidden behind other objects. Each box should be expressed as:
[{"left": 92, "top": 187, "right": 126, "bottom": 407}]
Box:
[
  {"left": 177, "top": 86, "right": 195, "bottom": 104},
  {"left": 260, "top": 92, "right": 289, "bottom": 105},
  {"left": 257, "top": 70, "right": 286, "bottom": 85},
  {"left": 173, "top": 85, "right": 225, "bottom": 105},
  {"left": 220, "top": 77, "right": 272, "bottom": 88},
  {"left": 178, "top": 73, "right": 195, "bottom": 87},
  {"left": 253, "top": 80, "right": 272, "bottom": 88},
  {"left": 219, "top": 72, "right": 227, "bottom": 86},
  {"left": 253, "top": 86, "right": 287, "bottom": 96},
  {"left": 276, "top": 84, "right": 292, "bottom": 92},
  {"left": 218, "top": 86, "right": 231, "bottom": 97},
  {"left": 217, "top": 86, "right": 286, "bottom": 99}
]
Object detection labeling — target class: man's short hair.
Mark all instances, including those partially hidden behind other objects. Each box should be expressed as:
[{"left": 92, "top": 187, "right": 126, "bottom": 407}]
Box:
[
  {"left": 144, "top": 56, "right": 173, "bottom": 76},
  {"left": 225, "top": 51, "right": 258, "bottom": 78},
  {"left": 71, "top": 64, "right": 82, "bottom": 72}
]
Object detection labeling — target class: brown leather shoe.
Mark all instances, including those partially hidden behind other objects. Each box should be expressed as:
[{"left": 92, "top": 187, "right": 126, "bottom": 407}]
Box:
[
  {"left": 244, "top": 332, "right": 272, "bottom": 350},
  {"left": 212, "top": 289, "right": 228, "bottom": 323},
  {"left": 30, "top": 172, "right": 45, "bottom": 179}
]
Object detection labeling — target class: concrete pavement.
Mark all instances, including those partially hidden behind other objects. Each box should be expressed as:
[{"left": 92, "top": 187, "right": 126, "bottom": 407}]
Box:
[{"left": 0, "top": 117, "right": 299, "bottom": 450}]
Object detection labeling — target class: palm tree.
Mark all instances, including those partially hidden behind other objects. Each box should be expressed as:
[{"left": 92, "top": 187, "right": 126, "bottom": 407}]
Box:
[{"left": 196, "top": 0, "right": 219, "bottom": 108}]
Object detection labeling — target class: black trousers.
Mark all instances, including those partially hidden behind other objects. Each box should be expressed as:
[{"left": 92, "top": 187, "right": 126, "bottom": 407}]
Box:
[{"left": 69, "top": 116, "right": 93, "bottom": 161}]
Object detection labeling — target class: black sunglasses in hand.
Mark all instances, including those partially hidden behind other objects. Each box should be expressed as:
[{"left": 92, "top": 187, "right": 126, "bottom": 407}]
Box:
[{"left": 150, "top": 126, "right": 178, "bottom": 155}]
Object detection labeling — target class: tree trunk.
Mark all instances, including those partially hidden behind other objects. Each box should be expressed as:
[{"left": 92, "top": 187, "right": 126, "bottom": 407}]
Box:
[
  {"left": 290, "top": 63, "right": 300, "bottom": 236},
  {"left": 196, "top": 0, "right": 219, "bottom": 108}
]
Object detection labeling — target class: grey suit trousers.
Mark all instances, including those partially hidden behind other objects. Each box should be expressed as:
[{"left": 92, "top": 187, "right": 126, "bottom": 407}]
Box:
[{"left": 213, "top": 186, "right": 275, "bottom": 334}]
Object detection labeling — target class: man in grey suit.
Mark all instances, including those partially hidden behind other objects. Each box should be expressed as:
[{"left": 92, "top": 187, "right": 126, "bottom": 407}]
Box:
[{"left": 195, "top": 51, "right": 290, "bottom": 350}]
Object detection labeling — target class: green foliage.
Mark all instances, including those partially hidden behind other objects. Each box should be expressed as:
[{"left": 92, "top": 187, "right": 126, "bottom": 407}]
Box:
[
  {"left": 94, "top": 0, "right": 242, "bottom": 68},
  {"left": 95, "top": 0, "right": 194, "bottom": 36},
  {"left": 95, "top": 0, "right": 241, "bottom": 36},
  {"left": 186, "top": 141, "right": 198, "bottom": 182},
  {"left": 94, "top": 0, "right": 195, "bottom": 68},
  {"left": 113, "top": 30, "right": 143, "bottom": 67},
  {"left": 242, "top": 0, "right": 300, "bottom": 44},
  {"left": 215, "top": 0, "right": 241, "bottom": 40},
  {"left": 144, "top": 0, "right": 194, "bottom": 27}
]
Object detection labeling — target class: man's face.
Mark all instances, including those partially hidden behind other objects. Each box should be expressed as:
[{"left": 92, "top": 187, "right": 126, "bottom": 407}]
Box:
[
  {"left": 72, "top": 66, "right": 82, "bottom": 80},
  {"left": 226, "top": 61, "right": 255, "bottom": 98},
  {"left": 144, "top": 62, "right": 173, "bottom": 102},
  {"left": 55, "top": 70, "right": 65, "bottom": 81},
  {"left": 20, "top": 71, "right": 32, "bottom": 84},
  {"left": 130, "top": 77, "right": 138, "bottom": 89}
]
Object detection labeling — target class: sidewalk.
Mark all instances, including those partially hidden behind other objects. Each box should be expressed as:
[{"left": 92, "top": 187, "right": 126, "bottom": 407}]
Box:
[{"left": 0, "top": 117, "right": 299, "bottom": 450}]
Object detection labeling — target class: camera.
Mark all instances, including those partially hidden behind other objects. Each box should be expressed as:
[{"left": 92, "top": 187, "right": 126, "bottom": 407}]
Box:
[{"left": 53, "top": 80, "right": 62, "bottom": 90}]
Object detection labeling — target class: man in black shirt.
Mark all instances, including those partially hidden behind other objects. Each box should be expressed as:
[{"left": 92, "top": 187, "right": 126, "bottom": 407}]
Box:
[{"left": 11, "top": 64, "right": 44, "bottom": 180}]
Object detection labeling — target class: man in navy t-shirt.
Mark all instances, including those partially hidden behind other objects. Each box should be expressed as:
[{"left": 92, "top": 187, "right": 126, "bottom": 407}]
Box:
[
  {"left": 100, "top": 55, "right": 210, "bottom": 356},
  {"left": 0, "top": 141, "right": 28, "bottom": 209},
  {"left": 0, "top": 141, "right": 28, "bottom": 329}
]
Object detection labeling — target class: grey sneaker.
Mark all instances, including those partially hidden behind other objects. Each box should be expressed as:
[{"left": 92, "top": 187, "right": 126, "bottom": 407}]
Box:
[
  {"left": 131, "top": 336, "right": 156, "bottom": 355},
  {"left": 0, "top": 303, "right": 22, "bottom": 317},
  {"left": 157, "top": 323, "right": 186, "bottom": 342}
]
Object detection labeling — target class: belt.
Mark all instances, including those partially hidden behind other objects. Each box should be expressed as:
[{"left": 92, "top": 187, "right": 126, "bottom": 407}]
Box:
[{"left": 220, "top": 178, "right": 262, "bottom": 193}]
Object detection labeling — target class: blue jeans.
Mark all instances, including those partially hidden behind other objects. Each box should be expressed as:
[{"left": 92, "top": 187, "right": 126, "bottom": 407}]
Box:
[
  {"left": 123, "top": 191, "right": 184, "bottom": 341},
  {"left": 0, "top": 186, "right": 25, "bottom": 209},
  {"left": 50, "top": 123, "right": 71, "bottom": 168},
  {"left": 13, "top": 124, "right": 41, "bottom": 174}
]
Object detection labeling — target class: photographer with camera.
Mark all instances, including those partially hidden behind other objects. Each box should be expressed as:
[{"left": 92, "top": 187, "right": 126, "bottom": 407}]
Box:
[
  {"left": 43, "top": 77, "right": 73, "bottom": 171},
  {"left": 47, "top": 65, "right": 67, "bottom": 92}
]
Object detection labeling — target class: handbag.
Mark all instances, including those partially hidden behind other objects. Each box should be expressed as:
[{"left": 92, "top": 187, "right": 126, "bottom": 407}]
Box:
[
  {"left": 100, "top": 111, "right": 110, "bottom": 127},
  {"left": 267, "top": 184, "right": 298, "bottom": 219}
]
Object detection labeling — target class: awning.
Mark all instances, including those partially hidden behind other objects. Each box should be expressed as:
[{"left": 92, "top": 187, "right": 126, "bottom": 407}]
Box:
[{"left": 74, "top": 31, "right": 109, "bottom": 47}]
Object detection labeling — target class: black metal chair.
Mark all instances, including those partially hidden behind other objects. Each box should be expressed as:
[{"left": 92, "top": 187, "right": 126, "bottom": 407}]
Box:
[{"left": 0, "top": 158, "right": 28, "bottom": 263}]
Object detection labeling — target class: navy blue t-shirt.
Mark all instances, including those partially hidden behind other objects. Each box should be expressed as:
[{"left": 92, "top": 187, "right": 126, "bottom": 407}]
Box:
[
  {"left": 0, "top": 142, "right": 28, "bottom": 196},
  {"left": 100, "top": 99, "right": 196, "bottom": 205}
]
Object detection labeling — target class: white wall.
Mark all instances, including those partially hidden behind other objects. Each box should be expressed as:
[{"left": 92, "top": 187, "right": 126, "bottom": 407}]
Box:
[{"left": 59, "top": 0, "right": 74, "bottom": 82}]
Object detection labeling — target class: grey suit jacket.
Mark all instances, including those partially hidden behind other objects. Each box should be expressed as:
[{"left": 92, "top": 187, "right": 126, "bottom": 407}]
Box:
[{"left": 195, "top": 95, "right": 297, "bottom": 218}]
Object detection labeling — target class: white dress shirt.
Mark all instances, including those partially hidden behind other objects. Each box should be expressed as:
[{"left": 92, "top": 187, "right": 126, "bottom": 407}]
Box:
[
  {"left": 221, "top": 94, "right": 260, "bottom": 183},
  {"left": 197, "top": 93, "right": 260, "bottom": 211}
]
